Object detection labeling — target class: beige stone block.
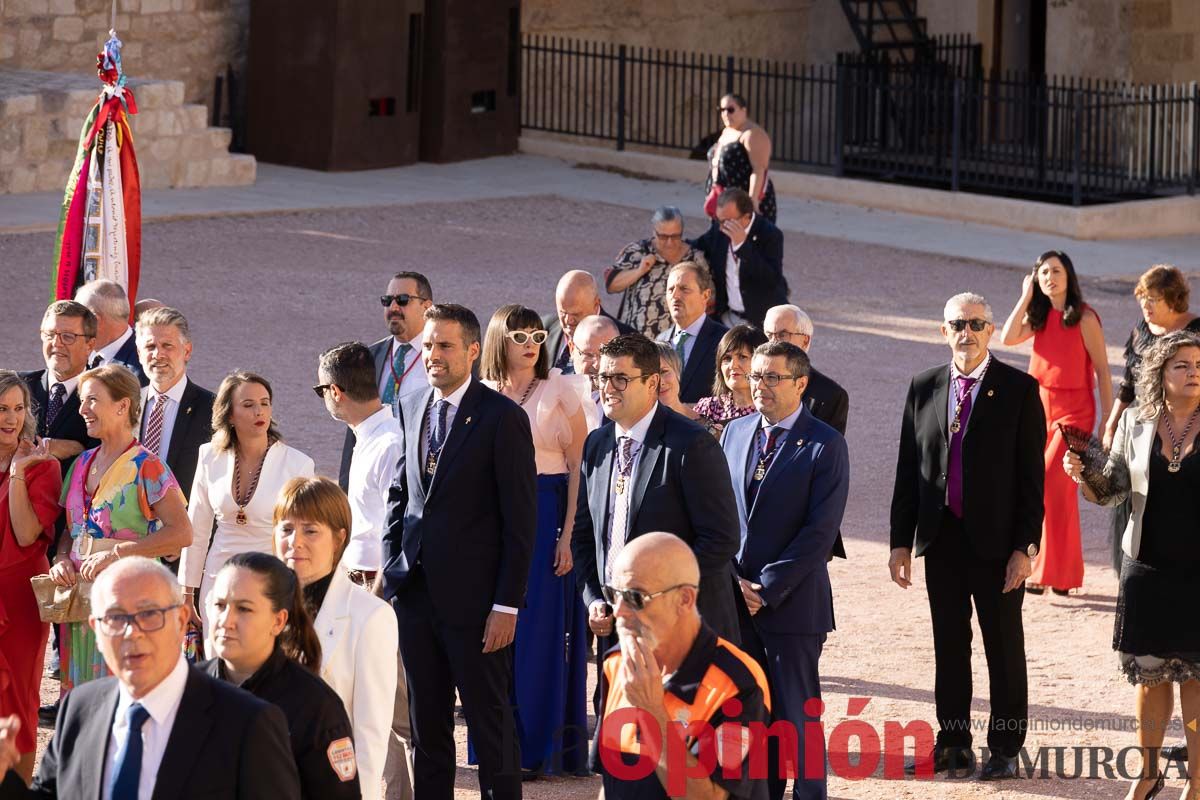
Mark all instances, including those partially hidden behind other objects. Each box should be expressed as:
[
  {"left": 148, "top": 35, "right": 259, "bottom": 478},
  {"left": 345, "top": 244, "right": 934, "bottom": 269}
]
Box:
[
  {"left": 141, "top": 0, "right": 171, "bottom": 13},
  {"left": 0, "top": 124, "right": 22, "bottom": 153},
  {"left": 8, "top": 0, "right": 49, "bottom": 13},
  {"left": 52, "top": 16, "right": 85, "bottom": 42},
  {"left": 205, "top": 126, "right": 231, "bottom": 150},
  {"left": 147, "top": 136, "right": 179, "bottom": 160},
  {"left": 18, "top": 27, "right": 42, "bottom": 56},
  {"left": 181, "top": 159, "right": 209, "bottom": 185},
  {"left": 130, "top": 108, "right": 158, "bottom": 136},
  {"left": 227, "top": 153, "right": 256, "bottom": 185},
  {"left": 0, "top": 31, "right": 16, "bottom": 60},
  {"left": 180, "top": 104, "right": 208, "bottom": 130},
  {"left": 0, "top": 94, "right": 39, "bottom": 116},
  {"left": 208, "top": 155, "right": 232, "bottom": 183},
  {"left": 1133, "top": 1, "right": 1173, "bottom": 30},
  {"left": 0, "top": 148, "right": 19, "bottom": 167},
  {"left": 179, "top": 132, "right": 212, "bottom": 160},
  {"left": 21, "top": 117, "right": 50, "bottom": 158},
  {"left": 49, "top": 0, "right": 76, "bottom": 13},
  {"left": 35, "top": 160, "right": 65, "bottom": 189},
  {"left": 6, "top": 167, "right": 39, "bottom": 194}
]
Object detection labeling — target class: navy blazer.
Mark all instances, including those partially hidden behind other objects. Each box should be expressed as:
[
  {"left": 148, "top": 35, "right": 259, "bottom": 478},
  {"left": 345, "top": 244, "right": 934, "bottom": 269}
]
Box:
[
  {"left": 690, "top": 216, "right": 787, "bottom": 328},
  {"left": 21, "top": 370, "right": 97, "bottom": 473},
  {"left": 383, "top": 380, "right": 537, "bottom": 627},
  {"left": 656, "top": 316, "right": 728, "bottom": 404},
  {"left": 571, "top": 403, "right": 742, "bottom": 641},
  {"left": 108, "top": 334, "right": 148, "bottom": 386},
  {"left": 720, "top": 407, "right": 849, "bottom": 635},
  {"left": 542, "top": 307, "right": 634, "bottom": 371}
]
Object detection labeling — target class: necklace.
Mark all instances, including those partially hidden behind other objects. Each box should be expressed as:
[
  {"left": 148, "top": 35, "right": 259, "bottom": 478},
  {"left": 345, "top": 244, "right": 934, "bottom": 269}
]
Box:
[
  {"left": 1162, "top": 406, "right": 1200, "bottom": 473},
  {"left": 233, "top": 442, "right": 271, "bottom": 525},
  {"left": 949, "top": 357, "right": 991, "bottom": 434},
  {"left": 509, "top": 377, "right": 539, "bottom": 407}
]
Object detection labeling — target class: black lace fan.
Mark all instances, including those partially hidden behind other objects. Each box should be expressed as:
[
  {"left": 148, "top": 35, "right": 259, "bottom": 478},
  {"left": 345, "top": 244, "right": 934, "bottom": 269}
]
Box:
[{"left": 1059, "top": 423, "right": 1128, "bottom": 502}]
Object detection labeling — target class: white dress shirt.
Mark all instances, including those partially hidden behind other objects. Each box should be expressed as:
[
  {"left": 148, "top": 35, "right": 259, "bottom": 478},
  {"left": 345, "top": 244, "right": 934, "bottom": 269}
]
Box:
[
  {"left": 344, "top": 406, "right": 404, "bottom": 571},
  {"left": 93, "top": 326, "right": 134, "bottom": 366},
  {"left": 725, "top": 213, "right": 754, "bottom": 314},
  {"left": 139, "top": 377, "right": 189, "bottom": 458},
  {"left": 377, "top": 333, "right": 428, "bottom": 404},
  {"left": 103, "top": 655, "right": 189, "bottom": 800},
  {"left": 669, "top": 315, "right": 706, "bottom": 366}
]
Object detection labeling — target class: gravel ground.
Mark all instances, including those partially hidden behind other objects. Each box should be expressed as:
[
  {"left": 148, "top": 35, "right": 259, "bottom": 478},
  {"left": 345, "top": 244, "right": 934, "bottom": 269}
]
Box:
[{"left": 2, "top": 194, "right": 1196, "bottom": 799}]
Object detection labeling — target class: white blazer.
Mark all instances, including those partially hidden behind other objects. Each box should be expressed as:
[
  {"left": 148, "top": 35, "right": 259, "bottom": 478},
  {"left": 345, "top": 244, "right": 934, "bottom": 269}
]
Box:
[
  {"left": 314, "top": 567, "right": 398, "bottom": 800},
  {"left": 1100, "top": 407, "right": 1157, "bottom": 559}
]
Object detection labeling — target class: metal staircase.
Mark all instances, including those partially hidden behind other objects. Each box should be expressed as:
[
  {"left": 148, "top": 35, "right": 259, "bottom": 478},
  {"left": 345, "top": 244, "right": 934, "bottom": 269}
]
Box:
[{"left": 838, "top": 0, "right": 932, "bottom": 65}]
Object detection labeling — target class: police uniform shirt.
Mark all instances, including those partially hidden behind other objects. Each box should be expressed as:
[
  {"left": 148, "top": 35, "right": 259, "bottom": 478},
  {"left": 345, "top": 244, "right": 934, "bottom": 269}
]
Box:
[
  {"left": 590, "top": 623, "right": 772, "bottom": 800},
  {"left": 202, "top": 649, "right": 360, "bottom": 800}
]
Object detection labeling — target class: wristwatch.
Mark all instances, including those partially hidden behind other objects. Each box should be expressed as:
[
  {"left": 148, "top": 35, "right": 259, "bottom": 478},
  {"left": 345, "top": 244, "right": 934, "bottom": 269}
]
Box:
[{"left": 1025, "top": 543, "right": 1039, "bottom": 558}]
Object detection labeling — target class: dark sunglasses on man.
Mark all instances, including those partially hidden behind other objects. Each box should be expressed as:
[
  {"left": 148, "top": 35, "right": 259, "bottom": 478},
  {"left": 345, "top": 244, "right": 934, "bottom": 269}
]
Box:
[
  {"left": 380, "top": 293, "right": 426, "bottom": 307},
  {"left": 946, "top": 318, "right": 990, "bottom": 333},
  {"left": 601, "top": 583, "right": 697, "bottom": 612}
]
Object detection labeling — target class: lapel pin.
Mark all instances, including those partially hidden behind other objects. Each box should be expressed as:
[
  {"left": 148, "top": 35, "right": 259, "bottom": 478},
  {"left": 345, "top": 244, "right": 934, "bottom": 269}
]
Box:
[
  {"left": 465, "top": 416, "right": 472, "bottom": 425},
  {"left": 987, "top": 389, "right": 995, "bottom": 397},
  {"left": 185, "top": 407, "right": 192, "bottom": 415}
]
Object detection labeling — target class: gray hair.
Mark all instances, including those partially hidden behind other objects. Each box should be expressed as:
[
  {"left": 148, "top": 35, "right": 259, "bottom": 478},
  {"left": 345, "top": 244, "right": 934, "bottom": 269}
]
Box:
[
  {"left": 0, "top": 371, "right": 38, "bottom": 442},
  {"left": 943, "top": 292, "right": 993, "bottom": 323},
  {"left": 76, "top": 279, "right": 130, "bottom": 322},
  {"left": 651, "top": 206, "right": 683, "bottom": 231},
  {"left": 668, "top": 261, "right": 714, "bottom": 295},
  {"left": 90, "top": 556, "right": 184, "bottom": 614},
  {"left": 1135, "top": 330, "right": 1200, "bottom": 422},
  {"left": 135, "top": 306, "right": 191, "bottom": 343},
  {"left": 767, "top": 304, "right": 814, "bottom": 338}
]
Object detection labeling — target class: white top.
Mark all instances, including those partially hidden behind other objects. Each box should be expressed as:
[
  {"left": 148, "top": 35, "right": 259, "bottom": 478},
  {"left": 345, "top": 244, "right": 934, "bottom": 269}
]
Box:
[
  {"left": 93, "top": 326, "right": 134, "bottom": 365},
  {"left": 668, "top": 315, "right": 707, "bottom": 365},
  {"left": 139, "top": 377, "right": 189, "bottom": 458},
  {"left": 344, "top": 407, "right": 404, "bottom": 571},
  {"left": 483, "top": 370, "right": 598, "bottom": 475},
  {"left": 725, "top": 214, "right": 754, "bottom": 314},
  {"left": 103, "top": 655, "right": 189, "bottom": 800},
  {"left": 377, "top": 333, "right": 428, "bottom": 405}
]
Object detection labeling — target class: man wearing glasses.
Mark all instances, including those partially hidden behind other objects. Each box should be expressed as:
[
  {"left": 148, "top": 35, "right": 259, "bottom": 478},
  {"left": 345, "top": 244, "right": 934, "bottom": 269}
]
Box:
[
  {"left": 719, "top": 341, "right": 849, "bottom": 800},
  {"left": 0, "top": 557, "right": 300, "bottom": 797},
  {"left": 22, "top": 301, "right": 100, "bottom": 469},
  {"left": 572, "top": 333, "right": 741, "bottom": 671},
  {"left": 889, "top": 293, "right": 1045, "bottom": 781},
  {"left": 543, "top": 270, "right": 634, "bottom": 375},
  {"left": 338, "top": 271, "right": 433, "bottom": 490}
]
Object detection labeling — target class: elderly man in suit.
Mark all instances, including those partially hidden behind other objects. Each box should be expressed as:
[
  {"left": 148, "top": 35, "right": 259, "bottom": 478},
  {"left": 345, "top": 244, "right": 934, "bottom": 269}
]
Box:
[
  {"left": 889, "top": 292, "right": 1045, "bottom": 781},
  {"left": 720, "top": 341, "right": 849, "bottom": 800},
  {"left": 383, "top": 304, "right": 536, "bottom": 800},
  {"left": 75, "top": 280, "right": 146, "bottom": 385},
  {"left": 544, "top": 270, "right": 634, "bottom": 375},
  {"left": 0, "top": 557, "right": 299, "bottom": 799},
  {"left": 338, "top": 271, "right": 433, "bottom": 489},
  {"left": 655, "top": 262, "right": 728, "bottom": 404},
  {"left": 23, "top": 301, "right": 99, "bottom": 469},
  {"left": 691, "top": 187, "right": 787, "bottom": 329}
]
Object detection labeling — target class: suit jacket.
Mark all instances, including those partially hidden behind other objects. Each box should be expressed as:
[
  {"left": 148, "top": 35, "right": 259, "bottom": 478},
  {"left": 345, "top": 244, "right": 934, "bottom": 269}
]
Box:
[
  {"left": 313, "top": 568, "right": 398, "bottom": 800},
  {"left": 571, "top": 404, "right": 743, "bottom": 641},
  {"left": 21, "top": 370, "right": 97, "bottom": 474},
  {"left": 656, "top": 317, "right": 729, "bottom": 404},
  {"left": 0, "top": 665, "right": 300, "bottom": 799},
  {"left": 691, "top": 216, "right": 787, "bottom": 328},
  {"left": 804, "top": 365, "right": 849, "bottom": 559},
  {"left": 383, "top": 380, "right": 538, "bottom": 627},
  {"left": 141, "top": 378, "right": 215, "bottom": 503},
  {"left": 542, "top": 307, "right": 635, "bottom": 372},
  {"left": 720, "top": 407, "right": 849, "bottom": 635},
  {"left": 889, "top": 356, "right": 1046, "bottom": 560},
  {"left": 105, "top": 334, "right": 149, "bottom": 386}
]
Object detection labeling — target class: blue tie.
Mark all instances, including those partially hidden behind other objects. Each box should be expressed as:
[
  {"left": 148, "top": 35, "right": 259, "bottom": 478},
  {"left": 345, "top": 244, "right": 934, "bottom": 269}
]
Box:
[{"left": 110, "top": 703, "right": 151, "bottom": 800}]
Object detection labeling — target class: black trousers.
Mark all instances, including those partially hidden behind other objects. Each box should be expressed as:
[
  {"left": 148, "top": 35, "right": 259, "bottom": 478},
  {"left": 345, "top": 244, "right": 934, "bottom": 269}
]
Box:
[
  {"left": 393, "top": 570, "right": 521, "bottom": 800},
  {"left": 924, "top": 512, "right": 1028, "bottom": 758}
]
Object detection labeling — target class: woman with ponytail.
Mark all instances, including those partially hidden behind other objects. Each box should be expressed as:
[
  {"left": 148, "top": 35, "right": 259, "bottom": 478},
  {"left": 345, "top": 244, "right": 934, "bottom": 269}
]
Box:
[{"left": 202, "top": 551, "right": 362, "bottom": 800}]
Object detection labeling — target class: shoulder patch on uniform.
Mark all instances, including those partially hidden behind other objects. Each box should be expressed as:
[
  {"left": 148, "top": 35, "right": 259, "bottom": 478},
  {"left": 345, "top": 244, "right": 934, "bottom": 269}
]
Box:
[{"left": 327, "top": 737, "right": 358, "bottom": 782}]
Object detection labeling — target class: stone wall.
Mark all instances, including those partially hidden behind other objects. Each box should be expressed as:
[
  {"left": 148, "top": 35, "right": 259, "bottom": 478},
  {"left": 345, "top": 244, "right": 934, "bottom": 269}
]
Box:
[
  {"left": 0, "top": 0, "right": 248, "bottom": 106},
  {"left": 1044, "top": 0, "right": 1199, "bottom": 85}
]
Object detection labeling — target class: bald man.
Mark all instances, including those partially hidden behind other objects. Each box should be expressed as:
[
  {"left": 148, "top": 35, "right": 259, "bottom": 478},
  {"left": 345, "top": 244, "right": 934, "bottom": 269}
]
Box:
[
  {"left": 543, "top": 270, "right": 634, "bottom": 374},
  {"left": 591, "top": 533, "right": 771, "bottom": 800}
]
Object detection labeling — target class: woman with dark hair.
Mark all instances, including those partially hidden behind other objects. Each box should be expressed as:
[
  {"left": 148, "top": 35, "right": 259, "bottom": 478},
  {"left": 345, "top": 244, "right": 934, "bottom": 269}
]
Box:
[
  {"left": 693, "top": 324, "right": 767, "bottom": 437},
  {"left": 203, "top": 552, "right": 361, "bottom": 799},
  {"left": 705, "top": 93, "right": 777, "bottom": 222},
  {"left": 181, "top": 370, "right": 314, "bottom": 638},
  {"left": 1066, "top": 330, "right": 1200, "bottom": 800},
  {"left": 1001, "top": 250, "right": 1112, "bottom": 594},
  {"left": 479, "top": 304, "right": 593, "bottom": 777}
]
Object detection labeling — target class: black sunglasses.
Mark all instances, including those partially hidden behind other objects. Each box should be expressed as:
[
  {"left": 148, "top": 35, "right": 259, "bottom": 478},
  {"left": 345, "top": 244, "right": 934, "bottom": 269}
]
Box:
[
  {"left": 946, "top": 318, "right": 990, "bottom": 333},
  {"left": 719, "top": 106, "right": 738, "bottom": 114},
  {"left": 380, "top": 294, "right": 426, "bottom": 307},
  {"left": 601, "top": 583, "right": 696, "bottom": 612},
  {"left": 312, "top": 384, "right": 333, "bottom": 397}
]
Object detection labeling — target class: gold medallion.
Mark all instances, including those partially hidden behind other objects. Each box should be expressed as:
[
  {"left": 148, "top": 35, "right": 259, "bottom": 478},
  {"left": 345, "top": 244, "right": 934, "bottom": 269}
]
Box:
[
  {"left": 950, "top": 421, "right": 961, "bottom": 434},
  {"left": 425, "top": 454, "right": 437, "bottom": 475},
  {"left": 754, "top": 464, "right": 766, "bottom": 481},
  {"left": 615, "top": 476, "right": 626, "bottom": 495},
  {"left": 236, "top": 508, "right": 247, "bottom": 525}
]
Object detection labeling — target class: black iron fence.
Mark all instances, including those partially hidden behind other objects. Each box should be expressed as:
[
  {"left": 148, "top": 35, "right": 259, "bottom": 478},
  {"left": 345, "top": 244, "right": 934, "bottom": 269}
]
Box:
[{"left": 520, "top": 34, "right": 1199, "bottom": 205}]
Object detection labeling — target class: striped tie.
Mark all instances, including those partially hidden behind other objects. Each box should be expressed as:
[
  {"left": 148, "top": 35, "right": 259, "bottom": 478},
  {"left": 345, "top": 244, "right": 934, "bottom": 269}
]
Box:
[{"left": 142, "top": 394, "right": 167, "bottom": 456}]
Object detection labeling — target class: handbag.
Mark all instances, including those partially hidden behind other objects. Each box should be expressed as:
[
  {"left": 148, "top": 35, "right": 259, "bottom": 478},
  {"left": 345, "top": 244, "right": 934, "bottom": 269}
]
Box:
[
  {"left": 703, "top": 182, "right": 724, "bottom": 218},
  {"left": 29, "top": 537, "right": 120, "bottom": 624}
]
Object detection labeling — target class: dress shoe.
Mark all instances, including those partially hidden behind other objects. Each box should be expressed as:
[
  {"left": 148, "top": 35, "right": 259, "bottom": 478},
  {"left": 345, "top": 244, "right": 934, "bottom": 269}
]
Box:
[
  {"left": 1025, "top": 583, "right": 1045, "bottom": 595},
  {"left": 904, "top": 745, "right": 974, "bottom": 776},
  {"left": 979, "top": 753, "right": 1018, "bottom": 780},
  {"left": 1051, "top": 587, "right": 1070, "bottom": 597},
  {"left": 1161, "top": 743, "right": 1187, "bottom": 762},
  {"left": 37, "top": 701, "right": 58, "bottom": 728},
  {"left": 520, "top": 769, "right": 540, "bottom": 782}
]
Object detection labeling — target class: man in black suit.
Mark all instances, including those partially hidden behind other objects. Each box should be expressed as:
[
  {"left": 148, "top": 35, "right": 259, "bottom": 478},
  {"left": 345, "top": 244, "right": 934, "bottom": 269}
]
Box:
[
  {"left": 572, "top": 333, "right": 741, "bottom": 653},
  {"left": 75, "top": 279, "right": 147, "bottom": 385},
  {"left": 691, "top": 187, "right": 787, "bottom": 329},
  {"left": 655, "top": 262, "right": 728, "bottom": 404},
  {"left": 0, "top": 557, "right": 300, "bottom": 799},
  {"left": 543, "top": 270, "right": 634, "bottom": 375},
  {"left": 889, "top": 292, "right": 1046, "bottom": 781},
  {"left": 23, "top": 301, "right": 99, "bottom": 471},
  {"left": 135, "top": 307, "right": 214, "bottom": 503},
  {"left": 338, "top": 271, "right": 433, "bottom": 489},
  {"left": 383, "top": 304, "right": 536, "bottom": 800}
]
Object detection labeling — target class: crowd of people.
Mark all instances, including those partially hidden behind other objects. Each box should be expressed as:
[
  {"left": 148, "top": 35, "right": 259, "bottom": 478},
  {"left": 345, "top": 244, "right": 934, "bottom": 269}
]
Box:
[{"left": 0, "top": 117, "right": 1196, "bottom": 799}]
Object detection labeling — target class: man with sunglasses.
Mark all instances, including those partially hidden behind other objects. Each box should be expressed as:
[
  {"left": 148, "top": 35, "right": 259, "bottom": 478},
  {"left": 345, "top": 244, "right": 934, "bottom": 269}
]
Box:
[
  {"left": 572, "top": 334, "right": 741, "bottom": 677},
  {"left": 543, "top": 270, "right": 634, "bottom": 375},
  {"left": 337, "top": 271, "right": 433, "bottom": 490},
  {"left": 718, "top": 341, "right": 848, "bottom": 800},
  {"left": 0, "top": 556, "right": 300, "bottom": 798},
  {"left": 889, "top": 293, "right": 1046, "bottom": 781}
]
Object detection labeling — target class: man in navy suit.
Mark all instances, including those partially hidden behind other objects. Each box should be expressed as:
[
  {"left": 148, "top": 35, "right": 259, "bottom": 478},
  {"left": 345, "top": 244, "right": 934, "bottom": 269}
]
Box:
[
  {"left": 655, "top": 263, "right": 728, "bottom": 404},
  {"left": 720, "top": 341, "right": 849, "bottom": 800},
  {"left": 383, "top": 304, "right": 536, "bottom": 800},
  {"left": 543, "top": 270, "right": 634, "bottom": 374},
  {"left": 75, "top": 279, "right": 147, "bottom": 385}
]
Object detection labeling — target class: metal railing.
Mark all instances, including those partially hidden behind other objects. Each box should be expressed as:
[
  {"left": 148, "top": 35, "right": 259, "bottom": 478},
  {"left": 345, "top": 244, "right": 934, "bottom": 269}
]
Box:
[{"left": 520, "top": 34, "right": 1199, "bottom": 205}]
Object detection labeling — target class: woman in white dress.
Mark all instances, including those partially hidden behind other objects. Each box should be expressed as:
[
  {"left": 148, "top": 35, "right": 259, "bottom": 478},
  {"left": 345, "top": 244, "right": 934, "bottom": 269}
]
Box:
[{"left": 181, "top": 371, "right": 314, "bottom": 637}]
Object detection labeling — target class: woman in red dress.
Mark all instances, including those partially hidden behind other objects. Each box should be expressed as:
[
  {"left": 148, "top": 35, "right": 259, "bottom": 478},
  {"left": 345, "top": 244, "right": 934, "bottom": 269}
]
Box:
[
  {"left": 0, "top": 371, "right": 62, "bottom": 783},
  {"left": 1001, "top": 251, "right": 1113, "bottom": 594}
]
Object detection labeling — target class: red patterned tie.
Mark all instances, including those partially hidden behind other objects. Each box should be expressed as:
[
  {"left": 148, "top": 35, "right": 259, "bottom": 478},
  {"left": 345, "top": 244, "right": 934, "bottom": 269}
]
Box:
[{"left": 142, "top": 395, "right": 167, "bottom": 456}]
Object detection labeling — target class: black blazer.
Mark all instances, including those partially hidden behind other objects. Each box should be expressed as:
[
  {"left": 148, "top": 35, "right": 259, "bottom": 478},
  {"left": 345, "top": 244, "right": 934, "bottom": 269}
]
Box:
[
  {"left": 889, "top": 356, "right": 1046, "bottom": 560},
  {"left": 383, "top": 380, "right": 538, "bottom": 627},
  {"left": 145, "top": 378, "right": 215, "bottom": 502},
  {"left": 656, "top": 317, "right": 728, "bottom": 404},
  {"left": 542, "top": 307, "right": 634, "bottom": 371},
  {"left": 21, "top": 370, "right": 97, "bottom": 473},
  {"left": 804, "top": 365, "right": 850, "bottom": 559},
  {"left": 571, "top": 404, "right": 742, "bottom": 641},
  {"left": 338, "top": 336, "right": 393, "bottom": 489},
  {"left": 106, "top": 334, "right": 149, "bottom": 386},
  {"left": 691, "top": 216, "right": 787, "bottom": 328},
  {"left": 0, "top": 665, "right": 300, "bottom": 800}
]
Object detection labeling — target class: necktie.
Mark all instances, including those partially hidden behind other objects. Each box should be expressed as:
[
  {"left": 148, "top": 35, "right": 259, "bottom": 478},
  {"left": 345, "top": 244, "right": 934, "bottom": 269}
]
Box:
[
  {"left": 674, "top": 330, "right": 691, "bottom": 363},
  {"left": 947, "top": 375, "right": 977, "bottom": 518},
  {"left": 555, "top": 340, "right": 573, "bottom": 372},
  {"left": 90, "top": 354, "right": 103, "bottom": 370},
  {"left": 142, "top": 395, "right": 167, "bottom": 456},
  {"left": 45, "top": 383, "right": 66, "bottom": 432},
  {"left": 423, "top": 399, "right": 450, "bottom": 489},
  {"left": 381, "top": 343, "right": 412, "bottom": 407},
  {"left": 746, "top": 425, "right": 782, "bottom": 509},
  {"left": 109, "top": 702, "right": 151, "bottom": 800},
  {"left": 606, "top": 436, "right": 637, "bottom": 580}
]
